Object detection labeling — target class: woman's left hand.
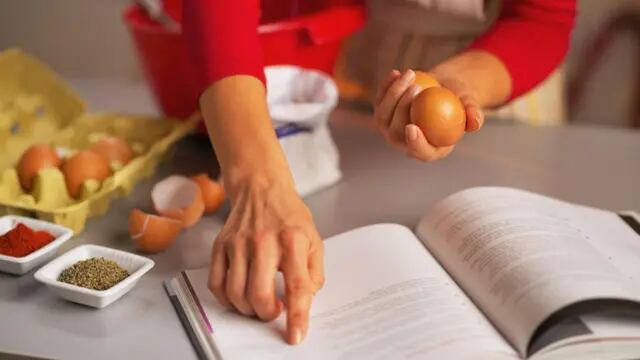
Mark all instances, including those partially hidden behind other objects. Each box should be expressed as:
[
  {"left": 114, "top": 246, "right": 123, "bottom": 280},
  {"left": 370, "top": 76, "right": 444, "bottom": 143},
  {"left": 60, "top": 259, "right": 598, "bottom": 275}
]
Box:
[{"left": 373, "top": 69, "right": 484, "bottom": 162}]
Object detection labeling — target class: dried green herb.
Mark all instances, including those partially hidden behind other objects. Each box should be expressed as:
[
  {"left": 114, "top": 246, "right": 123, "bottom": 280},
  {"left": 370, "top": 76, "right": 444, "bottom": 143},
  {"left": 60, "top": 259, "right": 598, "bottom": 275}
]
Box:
[{"left": 58, "top": 257, "right": 129, "bottom": 290}]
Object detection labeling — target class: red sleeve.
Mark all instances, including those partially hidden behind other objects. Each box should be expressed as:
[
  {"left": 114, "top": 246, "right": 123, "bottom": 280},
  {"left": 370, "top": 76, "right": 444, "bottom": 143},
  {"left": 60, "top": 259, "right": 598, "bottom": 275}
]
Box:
[
  {"left": 468, "top": 0, "right": 576, "bottom": 100},
  {"left": 182, "top": 0, "right": 265, "bottom": 96}
]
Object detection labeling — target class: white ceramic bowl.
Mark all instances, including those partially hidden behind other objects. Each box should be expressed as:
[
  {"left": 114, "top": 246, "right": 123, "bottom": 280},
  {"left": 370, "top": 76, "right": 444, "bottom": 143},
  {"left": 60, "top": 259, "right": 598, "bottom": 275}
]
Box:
[
  {"left": 0, "top": 215, "right": 74, "bottom": 275},
  {"left": 34, "top": 244, "right": 154, "bottom": 308}
]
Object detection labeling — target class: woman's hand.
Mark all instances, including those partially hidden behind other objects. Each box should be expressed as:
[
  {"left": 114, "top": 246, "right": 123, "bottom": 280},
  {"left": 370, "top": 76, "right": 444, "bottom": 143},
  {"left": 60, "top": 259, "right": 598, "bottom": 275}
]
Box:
[
  {"left": 373, "top": 68, "right": 484, "bottom": 162},
  {"left": 374, "top": 49, "right": 512, "bottom": 162},
  {"left": 209, "top": 178, "right": 324, "bottom": 345},
  {"left": 199, "top": 75, "right": 325, "bottom": 345}
]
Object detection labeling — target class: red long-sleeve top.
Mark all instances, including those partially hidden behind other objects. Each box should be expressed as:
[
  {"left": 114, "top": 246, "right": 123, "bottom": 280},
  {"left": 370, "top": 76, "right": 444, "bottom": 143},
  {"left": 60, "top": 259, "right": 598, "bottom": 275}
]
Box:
[{"left": 183, "top": 0, "right": 576, "bottom": 100}]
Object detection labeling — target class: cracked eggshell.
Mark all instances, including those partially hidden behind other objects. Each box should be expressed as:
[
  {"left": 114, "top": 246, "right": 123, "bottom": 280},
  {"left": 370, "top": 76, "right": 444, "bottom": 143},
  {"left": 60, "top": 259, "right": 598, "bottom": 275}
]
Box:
[
  {"left": 152, "top": 175, "right": 204, "bottom": 227},
  {"left": 129, "top": 208, "right": 182, "bottom": 253},
  {"left": 191, "top": 173, "right": 225, "bottom": 213}
]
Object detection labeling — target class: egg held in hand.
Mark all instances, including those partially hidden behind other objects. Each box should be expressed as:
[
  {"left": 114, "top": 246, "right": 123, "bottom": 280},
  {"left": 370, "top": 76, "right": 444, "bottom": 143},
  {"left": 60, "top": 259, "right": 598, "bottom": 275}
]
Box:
[
  {"left": 414, "top": 71, "right": 441, "bottom": 90},
  {"left": 62, "top": 150, "right": 111, "bottom": 198},
  {"left": 410, "top": 87, "right": 466, "bottom": 147},
  {"left": 17, "top": 144, "right": 62, "bottom": 192}
]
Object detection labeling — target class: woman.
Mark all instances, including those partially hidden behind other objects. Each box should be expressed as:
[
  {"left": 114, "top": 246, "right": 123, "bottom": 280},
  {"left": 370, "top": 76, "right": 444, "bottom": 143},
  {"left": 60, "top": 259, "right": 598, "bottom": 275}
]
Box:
[{"left": 182, "top": 0, "right": 576, "bottom": 345}]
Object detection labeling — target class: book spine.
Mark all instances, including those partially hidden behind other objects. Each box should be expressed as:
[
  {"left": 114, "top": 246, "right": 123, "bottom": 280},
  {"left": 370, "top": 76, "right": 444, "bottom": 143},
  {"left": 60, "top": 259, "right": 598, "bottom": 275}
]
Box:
[
  {"left": 164, "top": 279, "right": 209, "bottom": 360},
  {"left": 619, "top": 213, "right": 640, "bottom": 236}
]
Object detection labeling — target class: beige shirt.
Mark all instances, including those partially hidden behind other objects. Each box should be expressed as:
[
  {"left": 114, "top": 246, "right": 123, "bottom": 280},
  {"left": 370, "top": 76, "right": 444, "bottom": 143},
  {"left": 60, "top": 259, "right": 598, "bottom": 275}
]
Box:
[{"left": 337, "top": 0, "right": 566, "bottom": 125}]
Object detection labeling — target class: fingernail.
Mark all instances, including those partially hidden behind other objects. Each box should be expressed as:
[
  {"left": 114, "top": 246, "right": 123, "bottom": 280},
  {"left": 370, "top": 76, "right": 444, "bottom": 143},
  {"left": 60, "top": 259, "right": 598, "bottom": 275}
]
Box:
[
  {"left": 468, "top": 117, "right": 477, "bottom": 131},
  {"left": 407, "top": 125, "right": 418, "bottom": 142},
  {"left": 472, "top": 110, "right": 482, "bottom": 130},
  {"left": 406, "top": 69, "right": 415, "bottom": 80},
  {"left": 292, "top": 329, "right": 302, "bottom": 345}
]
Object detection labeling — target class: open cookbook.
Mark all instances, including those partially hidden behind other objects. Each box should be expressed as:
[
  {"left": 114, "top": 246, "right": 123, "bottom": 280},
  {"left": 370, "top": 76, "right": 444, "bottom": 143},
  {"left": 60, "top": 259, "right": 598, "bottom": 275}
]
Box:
[{"left": 165, "top": 187, "right": 640, "bottom": 360}]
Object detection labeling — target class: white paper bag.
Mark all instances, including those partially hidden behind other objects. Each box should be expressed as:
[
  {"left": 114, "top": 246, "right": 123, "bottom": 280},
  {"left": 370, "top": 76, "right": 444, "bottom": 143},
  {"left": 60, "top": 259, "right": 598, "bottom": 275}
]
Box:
[{"left": 265, "top": 66, "right": 342, "bottom": 197}]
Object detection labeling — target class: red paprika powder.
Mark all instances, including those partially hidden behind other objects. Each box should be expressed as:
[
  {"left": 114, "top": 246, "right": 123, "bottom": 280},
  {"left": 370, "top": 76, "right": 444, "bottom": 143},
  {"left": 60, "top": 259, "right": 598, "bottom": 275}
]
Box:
[{"left": 0, "top": 223, "right": 55, "bottom": 257}]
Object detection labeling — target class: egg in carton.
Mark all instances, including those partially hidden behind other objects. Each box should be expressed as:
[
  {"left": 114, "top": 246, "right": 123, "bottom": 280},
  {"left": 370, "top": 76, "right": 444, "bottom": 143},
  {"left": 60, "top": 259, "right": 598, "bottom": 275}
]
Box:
[{"left": 0, "top": 49, "right": 198, "bottom": 233}]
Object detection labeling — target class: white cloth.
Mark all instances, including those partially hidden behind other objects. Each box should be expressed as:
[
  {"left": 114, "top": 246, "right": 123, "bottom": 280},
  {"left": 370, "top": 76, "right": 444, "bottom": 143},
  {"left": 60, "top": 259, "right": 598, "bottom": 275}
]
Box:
[
  {"left": 265, "top": 66, "right": 342, "bottom": 197},
  {"left": 407, "top": 0, "right": 485, "bottom": 20}
]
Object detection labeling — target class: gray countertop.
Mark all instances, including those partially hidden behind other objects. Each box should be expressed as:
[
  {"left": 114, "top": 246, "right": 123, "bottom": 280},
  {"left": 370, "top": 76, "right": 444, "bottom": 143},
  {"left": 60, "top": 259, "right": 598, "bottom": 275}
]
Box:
[{"left": 0, "top": 79, "right": 638, "bottom": 360}]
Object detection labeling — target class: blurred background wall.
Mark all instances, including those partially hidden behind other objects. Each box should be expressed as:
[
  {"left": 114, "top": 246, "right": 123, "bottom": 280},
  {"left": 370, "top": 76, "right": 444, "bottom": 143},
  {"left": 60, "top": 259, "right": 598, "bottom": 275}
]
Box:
[
  {"left": 0, "top": 0, "right": 637, "bottom": 126},
  {"left": 0, "top": 0, "right": 141, "bottom": 80},
  {"left": 565, "top": 0, "right": 639, "bottom": 127}
]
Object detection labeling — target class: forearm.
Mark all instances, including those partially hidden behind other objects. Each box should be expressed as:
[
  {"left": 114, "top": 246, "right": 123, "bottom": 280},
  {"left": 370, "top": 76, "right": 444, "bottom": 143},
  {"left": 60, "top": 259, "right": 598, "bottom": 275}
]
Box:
[
  {"left": 200, "top": 76, "right": 295, "bottom": 201},
  {"left": 201, "top": 76, "right": 323, "bottom": 346},
  {"left": 430, "top": 50, "right": 512, "bottom": 108},
  {"left": 467, "top": 0, "right": 576, "bottom": 100},
  {"left": 183, "top": 0, "right": 265, "bottom": 94}
]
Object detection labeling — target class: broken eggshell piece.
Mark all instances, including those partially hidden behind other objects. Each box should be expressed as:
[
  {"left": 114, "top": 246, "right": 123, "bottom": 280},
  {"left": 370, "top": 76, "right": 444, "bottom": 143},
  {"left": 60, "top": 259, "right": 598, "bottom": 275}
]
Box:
[
  {"left": 152, "top": 175, "right": 204, "bottom": 227},
  {"left": 129, "top": 208, "right": 182, "bottom": 253},
  {"left": 191, "top": 173, "right": 225, "bottom": 213}
]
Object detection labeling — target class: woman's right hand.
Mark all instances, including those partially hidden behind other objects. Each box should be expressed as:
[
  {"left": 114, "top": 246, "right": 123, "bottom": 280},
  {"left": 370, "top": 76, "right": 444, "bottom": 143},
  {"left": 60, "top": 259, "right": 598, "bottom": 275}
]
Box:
[
  {"left": 209, "top": 176, "right": 324, "bottom": 345},
  {"left": 199, "top": 75, "right": 324, "bottom": 345},
  {"left": 373, "top": 69, "right": 484, "bottom": 162}
]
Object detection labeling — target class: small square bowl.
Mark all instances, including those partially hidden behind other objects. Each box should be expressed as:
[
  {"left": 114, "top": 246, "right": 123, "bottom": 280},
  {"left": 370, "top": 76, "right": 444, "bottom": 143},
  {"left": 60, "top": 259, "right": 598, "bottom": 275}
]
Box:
[
  {"left": 34, "top": 244, "right": 154, "bottom": 308},
  {"left": 0, "top": 215, "right": 74, "bottom": 275}
]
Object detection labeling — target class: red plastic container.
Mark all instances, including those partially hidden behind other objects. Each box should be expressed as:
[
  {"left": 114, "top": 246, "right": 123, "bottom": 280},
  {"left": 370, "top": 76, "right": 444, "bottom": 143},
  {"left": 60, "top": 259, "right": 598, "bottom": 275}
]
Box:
[{"left": 123, "top": 0, "right": 365, "bottom": 118}]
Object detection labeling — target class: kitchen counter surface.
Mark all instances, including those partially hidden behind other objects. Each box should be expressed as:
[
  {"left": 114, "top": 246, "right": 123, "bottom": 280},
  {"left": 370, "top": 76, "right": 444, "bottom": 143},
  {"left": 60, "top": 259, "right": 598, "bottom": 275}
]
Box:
[{"left": 1, "top": 78, "right": 638, "bottom": 359}]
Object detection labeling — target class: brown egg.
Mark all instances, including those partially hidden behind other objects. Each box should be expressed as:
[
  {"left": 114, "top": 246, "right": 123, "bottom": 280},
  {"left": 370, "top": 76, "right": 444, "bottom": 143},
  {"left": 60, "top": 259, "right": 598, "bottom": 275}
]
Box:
[
  {"left": 152, "top": 175, "right": 205, "bottom": 227},
  {"left": 129, "top": 208, "right": 182, "bottom": 253},
  {"left": 62, "top": 150, "right": 111, "bottom": 198},
  {"left": 410, "top": 87, "right": 465, "bottom": 147},
  {"left": 414, "top": 71, "right": 441, "bottom": 90},
  {"left": 191, "top": 173, "right": 225, "bottom": 213},
  {"left": 17, "top": 144, "right": 62, "bottom": 191},
  {"left": 90, "top": 136, "right": 133, "bottom": 166}
]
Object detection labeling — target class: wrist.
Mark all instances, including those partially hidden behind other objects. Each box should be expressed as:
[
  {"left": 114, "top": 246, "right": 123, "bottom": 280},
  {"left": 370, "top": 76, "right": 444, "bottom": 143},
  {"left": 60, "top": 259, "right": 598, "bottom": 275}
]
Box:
[
  {"left": 198, "top": 75, "right": 297, "bottom": 201},
  {"left": 223, "top": 166, "right": 296, "bottom": 204},
  {"left": 216, "top": 124, "right": 296, "bottom": 202},
  {"left": 430, "top": 62, "right": 482, "bottom": 103},
  {"left": 430, "top": 50, "right": 511, "bottom": 108}
]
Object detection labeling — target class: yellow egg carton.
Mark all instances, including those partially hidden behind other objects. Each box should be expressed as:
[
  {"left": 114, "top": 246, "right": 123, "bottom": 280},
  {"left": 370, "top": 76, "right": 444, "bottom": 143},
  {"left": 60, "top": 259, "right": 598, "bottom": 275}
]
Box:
[{"left": 0, "top": 49, "right": 198, "bottom": 233}]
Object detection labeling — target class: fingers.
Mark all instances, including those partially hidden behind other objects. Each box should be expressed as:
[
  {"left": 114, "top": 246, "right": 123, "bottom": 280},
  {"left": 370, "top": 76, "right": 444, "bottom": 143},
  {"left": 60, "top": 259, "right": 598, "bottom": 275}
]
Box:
[
  {"left": 280, "top": 228, "right": 315, "bottom": 345},
  {"left": 225, "top": 237, "right": 256, "bottom": 316},
  {"left": 247, "top": 232, "right": 283, "bottom": 321},
  {"left": 307, "top": 235, "right": 325, "bottom": 292},
  {"left": 465, "top": 104, "right": 484, "bottom": 132},
  {"left": 388, "top": 84, "right": 422, "bottom": 143},
  {"left": 375, "top": 70, "right": 401, "bottom": 105},
  {"left": 209, "top": 238, "right": 230, "bottom": 307},
  {"left": 405, "top": 124, "right": 455, "bottom": 162},
  {"left": 374, "top": 69, "right": 415, "bottom": 130},
  {"left": 458, "top": 92, "right": 484, "bottom": 132}
]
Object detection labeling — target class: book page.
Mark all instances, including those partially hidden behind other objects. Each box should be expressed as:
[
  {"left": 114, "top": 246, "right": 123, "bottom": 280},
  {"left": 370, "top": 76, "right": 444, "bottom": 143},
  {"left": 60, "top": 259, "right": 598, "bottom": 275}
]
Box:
[
  {"left": 415, "top": 187, "right": 640, "bottom": 356},
  {"left": 531, "top": 313, "right": 640, "bottom": 360},
  {"left": 185, "top": 224, "right": 518, "bottom": 360}
]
